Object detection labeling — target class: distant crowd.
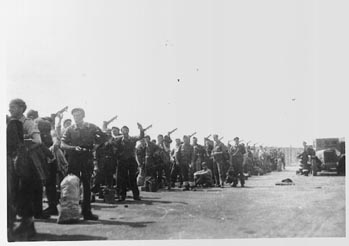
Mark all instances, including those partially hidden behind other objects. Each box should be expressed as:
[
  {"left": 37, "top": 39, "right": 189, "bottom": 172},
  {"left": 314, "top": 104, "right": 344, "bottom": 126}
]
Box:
[{"left": 7, "top": 98, "right": 285, "bottom": 241}]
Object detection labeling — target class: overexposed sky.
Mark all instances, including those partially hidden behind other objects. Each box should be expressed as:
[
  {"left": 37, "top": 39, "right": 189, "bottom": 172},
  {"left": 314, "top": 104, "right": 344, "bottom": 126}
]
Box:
[{"left": 5, "top": 0, "right": 349, "bottom": 147}]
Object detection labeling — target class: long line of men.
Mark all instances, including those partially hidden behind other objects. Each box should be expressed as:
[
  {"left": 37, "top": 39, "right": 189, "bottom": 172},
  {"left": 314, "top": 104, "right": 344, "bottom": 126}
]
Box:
[{"left": 6, "top": 99, "right": 285, "bottom": 241}]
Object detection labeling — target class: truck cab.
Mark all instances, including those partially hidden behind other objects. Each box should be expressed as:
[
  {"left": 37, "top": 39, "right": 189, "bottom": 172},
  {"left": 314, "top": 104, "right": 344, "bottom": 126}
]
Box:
[{"left": 312, "top": 138, "right": 342, "bottom": 176}]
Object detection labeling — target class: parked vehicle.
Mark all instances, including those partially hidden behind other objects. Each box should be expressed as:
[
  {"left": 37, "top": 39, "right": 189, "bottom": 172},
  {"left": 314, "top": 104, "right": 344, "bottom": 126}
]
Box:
[
  {"left": 337, "top": 140, "right": 345, "bottom": 175},
  {"left": 311, "top": 138, "right": 342, "bottom": 176}
]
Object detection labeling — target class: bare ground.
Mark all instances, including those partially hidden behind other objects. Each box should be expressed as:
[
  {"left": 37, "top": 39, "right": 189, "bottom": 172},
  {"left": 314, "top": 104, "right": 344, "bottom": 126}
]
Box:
[{"left": 29, "top": 166, "right": 346, "bottom": 241}]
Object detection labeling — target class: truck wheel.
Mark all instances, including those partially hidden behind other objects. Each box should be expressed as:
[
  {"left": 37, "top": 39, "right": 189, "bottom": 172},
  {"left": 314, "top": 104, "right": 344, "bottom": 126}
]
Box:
[{"left": 337, "top": 166, "right": 344, "bottom": 176}]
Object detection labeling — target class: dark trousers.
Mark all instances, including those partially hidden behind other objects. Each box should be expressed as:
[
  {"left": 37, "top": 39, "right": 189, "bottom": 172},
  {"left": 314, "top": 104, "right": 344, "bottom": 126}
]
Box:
[
  {"left": 67, "top": 152, "right": 93, "bottom": 215},
  {"left": 117, "top": 158, "right": 140, "bottom": 199},
  {"left": 213, "top": 159, "right": 225, "bottom": 186},
  {"left": 15, "top": 153, "right": 44, "bottom": 219},
  {"left": 16, "top": 175, "right": 43, "bottom": 218},
  {"left": 232, "top": 157, "right": 245, "bottom": 186},
  {"left": 7, "top": 156, "right": 17, "bottom": 228},
  {"left": 194, "top": 174, "right": 213, "bottom": 187},
  {"left": 205, "top": 157, "right": 215, "bottom": 182},
  {"left": 145, "top": 157, "right": 157, "bottom": 179},
  {"left": 170, "top": 162, "right": 182, "bottom": 184},
  {"left": 94, "top": 158, "right": 116, "bottom": 191},
  {"left": 179, "top": 162, "right": 191, "bottom": 183},
  {"left": 45, "top": 161, "right": 58, "bottom": 207},
  {"left": 156, "top": 162, "right": 171, "bottom": 186}
]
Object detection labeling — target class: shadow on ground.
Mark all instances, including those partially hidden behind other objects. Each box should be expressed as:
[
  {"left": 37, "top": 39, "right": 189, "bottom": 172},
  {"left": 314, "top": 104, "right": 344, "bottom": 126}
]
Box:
[
  {"left": 34, "top": 217, "right": 155, "bottom": 228},
  {"left": 97, "top": 199, "right": 188, "bottom": 206},
  {"left": 73, "top": 219, "right": 155, "bottom": 228},
  {"left": 92, "top": 204, "right": 118, "bottom": 210},
  {"left": 29, "top": 233, "right": 107, "bottom": 241}
]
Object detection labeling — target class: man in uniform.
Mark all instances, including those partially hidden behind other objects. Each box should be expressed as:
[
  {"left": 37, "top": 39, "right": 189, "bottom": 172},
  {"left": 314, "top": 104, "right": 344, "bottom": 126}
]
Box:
[
  {"left": 230, "top": 137, "right": 246, "bottom": 187},
  {"left": 144, "top": 136, "right": 163, "bottom": 191},
  {"left": 61, "top": 108, "right": 106, "bottom": 220},
  {"left": 192, "top": 137, "right": 206, "bottom": 173},
  {"left": 93, "top": 131, "right": 117, "bottom": 198},
  {"left": 157, "top": 134, "right": 172, "bottom": 189},
  {"left": 212, "top": 134, "right": 227, "bottom": 187},
  {"left": 204, "top": 137, "right": 216, "bottom": 185},
  {"left": 297, "top": 141, "right": 315, "bottom": 175},
  {"left": 175, "top": 135, "right": 195, "bottom": 190},
  {"left": 7, "top": 114, "right": 24, "bottom": 241},
  {"left": 113, "top": 124, "right": 144, "bottom": 201},
  {"left": 135, "top": 138, "right": 147, "bottom": 187},
  {"left": 111, "top": 126, "right": 121, "bottom": 139},
  {"left": 28, "top": 110, "right": 62, "bottom": 217},
  {"left": 170, "top": 138, "right": 182, "bottom": 187},
  {"left": 36, "top": 115, "right": 58, "bottom": 217},
  {"left": 243, "top": 145, "right": 254, "bottom": 176},
  {"left": 9, "top": 99, "right": 43, "bottom": 239}
]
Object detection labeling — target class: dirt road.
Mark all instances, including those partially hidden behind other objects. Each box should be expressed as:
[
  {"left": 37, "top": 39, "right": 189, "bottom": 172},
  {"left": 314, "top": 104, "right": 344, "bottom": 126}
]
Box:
[{"left": 29, "top": 166, "right": 345, "bottom": 240}]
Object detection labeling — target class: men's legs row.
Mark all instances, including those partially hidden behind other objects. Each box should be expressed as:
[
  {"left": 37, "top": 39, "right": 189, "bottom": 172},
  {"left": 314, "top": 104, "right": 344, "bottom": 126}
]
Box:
[
  {"left": 14, "top": 177, "right": 36, "bottom": 238},
  {"left": 162, "top": 162, "right": 172, "bottom": 189},
  {"left": 44, "top": 161, "right": 58, "bottom": 215},
  {"left": 117, "top": 161, "right": 129, "bottom": 200},
  {"left": 179, "top": 163, "right": 189, "bottom": 189},
  {"left": 239, "top": 170, "right": 245, "bottom": 186},
  {"left": 188, "top": 164, "right": 195, "bottom": 188},
  {"left": 32, "top": 178, "right": 44, "bottom": 218},
  {"left": 232, "top": 162, "right": 245, "bottom": 187},
  {"left": 212, "top": 161, "right": 220, "bottom": 186},
  {"left": 127, "top": 159, "right": 140, "bottom": 199},
  {"left": 216, "top": 160, "right": 225, "bottom": 186},
  {"left": 104, "top": 159, "right": 116, "bottom": 188},
  {"left": 194, "top": 158, "right": 202, "bottom": 173},
  {"left": 170, "top": 163, "right": 182, "bottom": 186}
]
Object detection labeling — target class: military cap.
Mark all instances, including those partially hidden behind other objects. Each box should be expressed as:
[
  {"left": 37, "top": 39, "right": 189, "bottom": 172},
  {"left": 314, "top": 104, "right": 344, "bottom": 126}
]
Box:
[
  {"left": 121, "top": 125, "right": 129, "bottom": 130},
  {"left": 63, "top": 119, "right": 72, "bottom": 124},
  {"left": 71, "top": 108, "right": 85, "bottom": 116}
]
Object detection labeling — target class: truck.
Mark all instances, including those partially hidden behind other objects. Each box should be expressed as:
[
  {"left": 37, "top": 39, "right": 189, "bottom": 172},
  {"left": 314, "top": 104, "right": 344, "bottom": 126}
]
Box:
[{"left": 311, "top": 138, "right": 342, "bottom": 176}]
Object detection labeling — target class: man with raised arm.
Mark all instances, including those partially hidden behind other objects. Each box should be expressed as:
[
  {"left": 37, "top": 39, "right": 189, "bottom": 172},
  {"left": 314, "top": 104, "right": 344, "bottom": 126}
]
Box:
[{"left": 113, "top": 123, "right": 144, "bottom": 201}]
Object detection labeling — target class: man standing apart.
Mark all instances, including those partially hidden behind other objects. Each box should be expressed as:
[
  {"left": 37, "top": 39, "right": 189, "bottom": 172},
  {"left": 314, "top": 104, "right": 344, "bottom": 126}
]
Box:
[{"left": 61, "top": 108, "right": 106, "bottom": 220}]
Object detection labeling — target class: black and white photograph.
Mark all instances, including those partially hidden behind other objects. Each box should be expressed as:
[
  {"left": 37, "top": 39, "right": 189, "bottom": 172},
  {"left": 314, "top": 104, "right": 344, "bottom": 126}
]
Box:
[{"left": 2, "top": 0, "right": 348, "bottom": 244}]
